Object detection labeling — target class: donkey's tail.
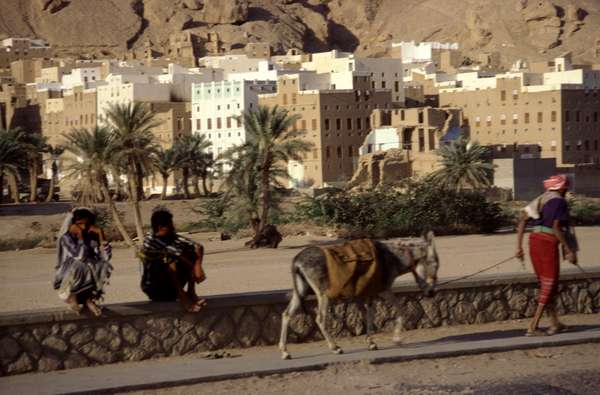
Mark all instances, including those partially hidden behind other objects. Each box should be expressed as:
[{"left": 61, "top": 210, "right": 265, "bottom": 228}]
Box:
[{"left": 291, "top": 260, "right": 308, "bottom": 314}]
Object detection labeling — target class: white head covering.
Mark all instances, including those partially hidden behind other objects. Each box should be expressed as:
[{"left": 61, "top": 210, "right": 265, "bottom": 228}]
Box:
[{"left": 56, "top": 207, "right": 94, "bottom": 247}]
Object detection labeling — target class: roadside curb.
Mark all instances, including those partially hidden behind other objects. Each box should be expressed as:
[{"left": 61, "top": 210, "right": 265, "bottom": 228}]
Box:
[{"left": 1, "top": 326, "right": 599, "bottom": 394}]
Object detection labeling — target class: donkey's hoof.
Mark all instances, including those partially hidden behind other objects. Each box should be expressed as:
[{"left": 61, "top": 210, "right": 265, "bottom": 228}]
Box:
[
  {"left": 332, "top": 347, "right": 343, "bottom": 355},
  {"left": 281, "top": 352, "right": 291, "bottom": 360},
  {"left": 368, "top": 343, "right": 378, "bottom": 351}
]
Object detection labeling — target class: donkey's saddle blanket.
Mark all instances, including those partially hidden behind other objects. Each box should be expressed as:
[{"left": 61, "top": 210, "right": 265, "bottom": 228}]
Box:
[{"left": 321, "top": 239, "right": 384, "bottom": 299}]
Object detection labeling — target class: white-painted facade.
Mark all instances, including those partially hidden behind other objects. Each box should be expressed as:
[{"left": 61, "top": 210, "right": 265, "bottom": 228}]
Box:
[
  {"left": 191, "top": 80, "right": 277, "bottom": 159},
  {"left": 359, "top": 127, "right": 401, "bottom": 155},
  {"left": 392, "top": 41, "right": 459, "bottom": 63},
  {"left": 198, "top": 54, "right": 265, "bottom": 74},
  {"left": 301, "top": 50, "right": 405, "bottom": 103}
]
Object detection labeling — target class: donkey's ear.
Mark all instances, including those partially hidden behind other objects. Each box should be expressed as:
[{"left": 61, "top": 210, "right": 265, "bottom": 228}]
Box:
[{"left": 424, "top": 230, "right": 435, "bottom": 243}]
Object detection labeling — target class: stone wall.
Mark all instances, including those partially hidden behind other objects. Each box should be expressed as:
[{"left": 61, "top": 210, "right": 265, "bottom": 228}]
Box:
[{"left": 1, "top": 270, "right": 599, "bottom": 376}]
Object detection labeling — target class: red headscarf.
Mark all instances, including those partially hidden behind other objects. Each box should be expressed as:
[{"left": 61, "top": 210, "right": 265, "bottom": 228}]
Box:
[{"left": 543, "top": 174, "right": 569, "bottom": 191}]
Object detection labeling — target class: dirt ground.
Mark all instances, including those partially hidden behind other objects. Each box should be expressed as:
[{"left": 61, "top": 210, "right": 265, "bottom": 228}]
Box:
[
  {"left": 125, "top": 314, "right": 600, "bottom": 395},
  {"left": 0, "top": 228, "right": 599, "bottom": 313}
]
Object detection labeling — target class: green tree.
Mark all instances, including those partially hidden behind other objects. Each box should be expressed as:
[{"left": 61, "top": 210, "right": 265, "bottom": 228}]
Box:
[
  {"left": 62, "top": 127, "right": 133, "bottom": 246},
  {"left": 153, "top": 147, "right": 180, "bottom": 200},
  {"left": 105, "top": 102, "right": 160, "bottom": 244},
  {"left": 173, "top": 134, "right": 212, "bottom": 198},
  {"left": 0, "top": 128, "right": 25, "bottom": 204},
  {"left": 44, "top": 144, "right": 65, "bottom": 202},
  {"left": 19, "top": 132, "right": 48, "bottom": 202},
  {"left": 224, "top": 105, "right": 312, "bottom": 238},
  {"left": 428, "top": 137, "right": 494, "bottom": 191}
]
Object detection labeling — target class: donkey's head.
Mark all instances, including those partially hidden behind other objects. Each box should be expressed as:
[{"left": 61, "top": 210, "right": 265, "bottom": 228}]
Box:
[{"left": 392, "top": 231, "right": 439, "bottom": 297}]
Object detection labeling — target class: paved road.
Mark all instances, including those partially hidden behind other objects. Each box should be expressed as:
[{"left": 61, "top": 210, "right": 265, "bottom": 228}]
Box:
[
  {"left": 0, "top": 228, "right": 599, "bottom": 312},
  {"left": 1, "top": 315, "right": 599, "bottom": 395}
]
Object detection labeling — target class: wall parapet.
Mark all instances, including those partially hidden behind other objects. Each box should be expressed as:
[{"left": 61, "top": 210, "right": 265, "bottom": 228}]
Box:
[{"left": 1, "top": 268, "right": 599, "bottom": 376}]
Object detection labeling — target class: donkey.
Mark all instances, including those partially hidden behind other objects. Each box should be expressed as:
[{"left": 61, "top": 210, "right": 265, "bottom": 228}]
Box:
[{"left": 279, "top": 232, "right": 439, "bottom": 360}]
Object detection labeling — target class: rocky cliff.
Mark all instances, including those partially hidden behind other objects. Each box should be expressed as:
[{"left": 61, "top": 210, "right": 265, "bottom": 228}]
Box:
[{"left": 1, "top": 0, "right": 599, "bottom": 66}]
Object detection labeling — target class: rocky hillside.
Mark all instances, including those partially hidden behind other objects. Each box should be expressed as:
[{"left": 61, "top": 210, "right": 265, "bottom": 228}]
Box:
[{"left": 1, "top": 0, "right": 599, "bottom": 67}]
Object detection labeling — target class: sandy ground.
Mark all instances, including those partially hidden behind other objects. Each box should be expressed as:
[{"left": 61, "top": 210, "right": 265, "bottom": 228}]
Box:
[
  {"left": 125, "top": 314, "right": 600, "bottom": 395},
  {"left": 0, "top": 228, "right": 599, "bottom": 313}
]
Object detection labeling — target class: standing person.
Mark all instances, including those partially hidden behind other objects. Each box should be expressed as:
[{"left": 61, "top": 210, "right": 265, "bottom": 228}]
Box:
[
  {"left": 54, "top": 208, "right": 113, "bottom": 316},
  {"left": 140, "top": 207, "right": 206, "bottom": 312},
  {"left": 516, "top": 174, "right": 578, "bottom": 336}
]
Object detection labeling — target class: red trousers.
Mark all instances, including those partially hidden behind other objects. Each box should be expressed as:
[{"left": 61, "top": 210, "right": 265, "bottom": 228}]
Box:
[{"left": 529, "top": 232, "right": 560, "bottom": 306}]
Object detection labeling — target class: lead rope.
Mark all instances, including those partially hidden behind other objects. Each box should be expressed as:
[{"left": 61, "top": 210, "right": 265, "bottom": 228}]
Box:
[{"left": 435, "top": 255, "right": 518, "bottom": 288}]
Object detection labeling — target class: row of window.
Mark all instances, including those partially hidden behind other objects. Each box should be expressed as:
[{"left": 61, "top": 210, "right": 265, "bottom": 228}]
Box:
[
  {"left": 46, "top": 113, "right": 95, "bottom": 126},
  {"left": 325, "top": 145, "right": 355, "bottom": 159},
  {"left": 474, "top": 111, "right": 600, "bottom": 126},
  {"left": 195, "top": 117, "right": 242, "bottom": 130},
  {"left": 565, "top": 110, "right": 599, "bottom": 123},
  {"left": 324, "top": 117, "right": 371, "bottom": 131}
]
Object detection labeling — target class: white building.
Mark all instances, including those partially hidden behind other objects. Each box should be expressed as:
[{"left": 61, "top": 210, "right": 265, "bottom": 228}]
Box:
[
  {"left": 198, "top": 54, "right": 266, "bottom": 75},
  {"left": 392, "top": 41, "right": 459, "bottom": 63},
  {"left": 191, "top": 79, "right": 276, "bottom": 159},
  {"left": 300, "top": 50, "right": 405, "bottom": 104},
  {"left": 359, "top": 127, "right": 401, "bottom": 155},
  {"left": 61, "top": 67, "right": 103, "bottom": 89},
  {"left": 96, "top": 73, "right": 171, "bottom": 123}
]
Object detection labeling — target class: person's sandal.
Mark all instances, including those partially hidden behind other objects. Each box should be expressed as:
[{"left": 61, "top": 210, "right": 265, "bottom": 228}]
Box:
[{"left": 525, "top": 329, "right": 546, "bottom": 337}]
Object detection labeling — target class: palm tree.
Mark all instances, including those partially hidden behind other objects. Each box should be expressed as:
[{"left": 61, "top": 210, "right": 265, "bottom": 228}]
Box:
[
  {"left": 173, "top": 134, "right": 212, "bottom": 198},
  {"left": 428, "top": 136, "right": 494, "bottom": 191},
  {"left": 44, "top": 144, "right": 65, "bottom": 202},
  {"left": 227, "top": 105, "right": 312, "bottom": 238},
  {"left": 105, "top": 102, "right": 160, "bottom": 244},
  {"left": 0, "top": 128, "right": 25, "bottom": 204},
  {"left": 19, "top": 132, "right": 48, "bottom": 202},
  {"left": 153, "top": 147, "right": 180, "bottom": 200},
  {"left": 62, "top": 126, "right": 133, "bottom": 246}
]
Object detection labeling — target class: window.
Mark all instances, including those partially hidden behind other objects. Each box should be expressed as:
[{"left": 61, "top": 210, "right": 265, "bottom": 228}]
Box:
[
  {"left": 565, "top": 111, "right": 570, "bottom": 122},
  {"left": 301, "top": 119, "right": 306, "bottom": 130},
  {"left": 594, "top": 112, "right": 598, "bottom": 122},
  {"left": 366, "top": 117, "right": 370, "bottom": 129},
  {"left": 336, "top": 118, "right": 341, "bottom": 130},
  {"left": 551, "top": 111, "right": 557, "bottom": 122},
  {"left": 337, "top": 146, "right": 342, "bottom": 158},
  {"left": 500, "top": 90, "right": 506, "bottom": 101},
  {"left": 311, "top": 119, "right": 317, "bottom": 130},
  {"left": 428, "top": 130, "right": 435, "bottom": 151},
  {"left": 207, "top": 119, "right": 212, "bottom": 130},
  {"left": 292, "top": 94, "right": 297, "bottom": 104},
  {"left": 313, "top": 149, "right": 318, "bottom": 159},
  {"left": 475, "top": 116, "right": 481, "bottom": 127},
  {"left": 512, "top": 114, "right": 518, "bottom": 124},
  {"left": 394, "top": 81, "right": 399, "bottom": 92},
  {"left": 348, "top": 146, "right": 353, "bottom": 157},
  {"left": 282, "top": 94, "right": 287, "bottom": 105},
  {"left": 486, "top": 115, "right": 492, "bottom": 126},
  {"left": 325, "top": 119, "right": 330, "bottom": 130},
  {"left": 400, "top": 110, "right": 405, "bottom": 121},
  {"left": 418, "top": 129, "right": 425, "bottom": 152},
  {"left": 226, "top": 117, "right": 231, "bottom": 128},
  {"left": 418, "top": 111, "right": 424, "bottom": 123},
  {"left": 347, "top": 118, "right": 352, "bottom": 129},
  {"left": 524, "top": 113, "right": 530, "bottom": 124},
  {"left": 357, "top": 118, "right": 362, "bottom": 129},
  {"left": 585, "top": 140, "right": 590, "bottom": 150},
  {"left": 576, "top": 111, "right": 580, "bottom": 122},
  {"left": 565, "top": 141, "right": 570, "bottom": 151},
  {"left": 500, "top": 114, "right": 506, "bottom": 125},
  {"left": 326, "top": 146, "right": 330, "bottom": 158},
  {"left": 381, "top": 81, "right": 386, "bottom": 89}
]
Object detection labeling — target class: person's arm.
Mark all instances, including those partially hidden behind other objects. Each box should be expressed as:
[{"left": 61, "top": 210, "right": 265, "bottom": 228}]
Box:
[
  {"left": 89, "top": 225, "right": 111, "bottom": 260},
  {"left": 63, "top": 227, "right": 90, "bottom": 261},
  {"left": 165, "top": 260, "right": 199, "bottom": 311},
  {"left": 515, "top": 210, "right": 528, "bottom": 260},
  {"left": 552, "top": 219, "right": 577, "bottom": 264}
]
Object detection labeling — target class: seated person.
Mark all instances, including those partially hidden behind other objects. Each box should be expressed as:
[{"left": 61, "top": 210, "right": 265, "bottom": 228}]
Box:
[
  {"left": 54, "top": 208, "right": 112, "bottom": 316},
  {"left": 140, "top": 208, "right": 206, "bottom": 312}
]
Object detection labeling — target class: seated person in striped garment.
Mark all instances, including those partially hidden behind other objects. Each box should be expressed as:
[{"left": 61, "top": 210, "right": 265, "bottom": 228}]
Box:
[{"left": 140, "top": 207, "right": 206, "bottom": 312}]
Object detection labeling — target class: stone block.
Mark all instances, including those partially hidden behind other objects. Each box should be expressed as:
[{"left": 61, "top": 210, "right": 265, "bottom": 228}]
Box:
[
  {"left": 0, "top": 337, "right": 22, "bottom": 361},
  {"left": 260, "top": 311, "right": 281, "bottom": 345},
  {"left": 81, "top": 343, "right": 115, "bottom": 364},
  {"left": 209, "top": 315, "right": 235, "bottom": 349},
  {"left": 345, "top": 303, "right": 365, "bottom": 336},
  {"left": 507, "top": 292, "right": 529, "bottom": 315},
  {"left": 173, "top": 331, "right": 200, "bottom": 355},
  {"left": 237, "top": 311, "right": 263, "bottom": 346},
  {"left": 42, "top": 335, "right": 69, "bottom": 354},
  {"left": 121, "top": 323, "right": 140, "bottom": 345},
  {"left": 5, "top": 353, "right": 33, "bottom": 375},
  {"left": 38, "top": 354, "right": 63, "bottom": 372},
  {"left": 70, "top": 328, "right": 94, "bottom": 348},
  {"left": 452, "top": 301, "right": 477, "bottom": 324},
  {"left": 64, "top": 352, "right": 89, "bottom": 370},
  {"left": 16, "top": 332, "right": 41, "bottom": 359}
]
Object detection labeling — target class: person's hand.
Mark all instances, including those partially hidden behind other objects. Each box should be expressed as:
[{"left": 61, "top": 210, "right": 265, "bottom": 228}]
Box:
[
  {"left": 69, "top": 223, "right": 84, "bottom": 240},
  {"left": 515, "top": 247, "right": 525, "bottom": 261}
]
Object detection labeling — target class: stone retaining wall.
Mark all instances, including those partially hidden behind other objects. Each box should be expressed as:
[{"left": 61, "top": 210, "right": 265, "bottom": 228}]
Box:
[{"left": 1, "top": 269, "right": 599, "bottom": 376}]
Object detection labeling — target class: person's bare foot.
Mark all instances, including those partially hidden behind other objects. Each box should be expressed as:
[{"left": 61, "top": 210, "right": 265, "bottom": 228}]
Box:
[
  {"left": 86, "top": 299, "right": 102, "bottom": 317},
  {"left": 546, "top": 323, "right": 569, "bottom": 336},
  {"left": 181, "top": 294, "right": 206, "bottom": 312},
  {"left": 67, "top": 294, "right": 82, "bottom": 314}
]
